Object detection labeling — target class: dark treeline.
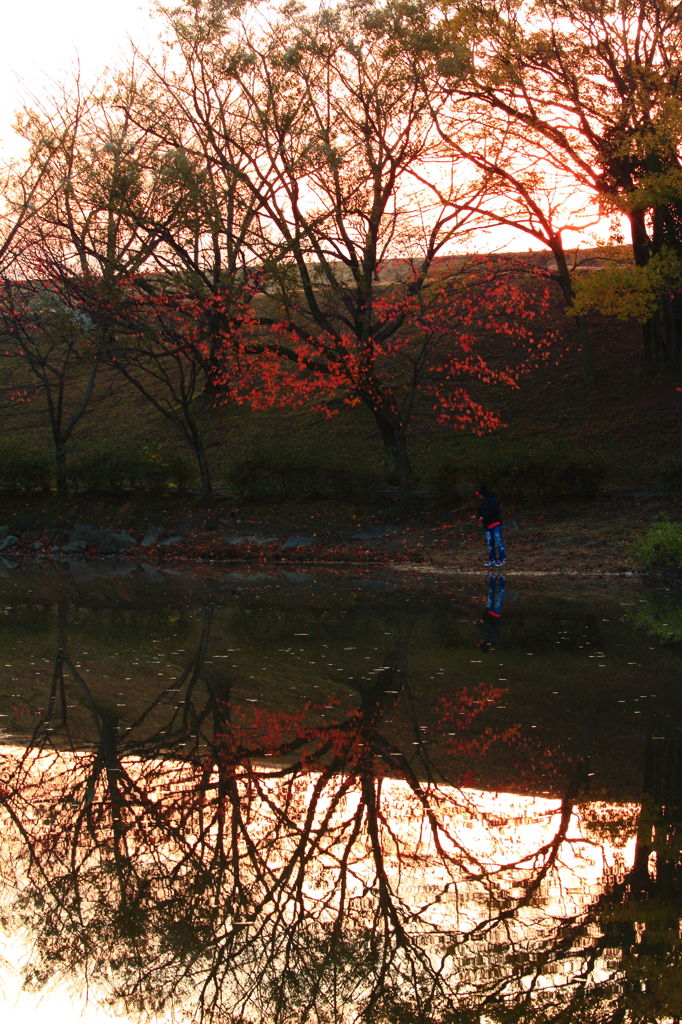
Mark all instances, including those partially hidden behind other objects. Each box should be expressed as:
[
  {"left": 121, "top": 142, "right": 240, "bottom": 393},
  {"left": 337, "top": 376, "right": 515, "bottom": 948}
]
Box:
[{"left": 0, "top": 0, "right": 680, "bottom": 497}]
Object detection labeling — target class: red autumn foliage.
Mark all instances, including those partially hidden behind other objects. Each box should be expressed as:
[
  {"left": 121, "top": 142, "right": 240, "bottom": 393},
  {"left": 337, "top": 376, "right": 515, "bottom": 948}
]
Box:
[{"left": 230, "top": 260, "right": 558, "bottom": 438}]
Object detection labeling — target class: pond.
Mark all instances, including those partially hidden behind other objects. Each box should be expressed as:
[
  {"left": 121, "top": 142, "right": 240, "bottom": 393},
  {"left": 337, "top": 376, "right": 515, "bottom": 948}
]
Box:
[{"left": 0, "top": 562, "right": 680, "bottom": 1023}]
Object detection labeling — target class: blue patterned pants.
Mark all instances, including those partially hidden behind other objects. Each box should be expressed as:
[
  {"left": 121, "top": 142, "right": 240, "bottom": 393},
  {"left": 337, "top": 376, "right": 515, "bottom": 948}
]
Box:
[{"left": 485, "top": 525, "right": 506, "bottom": 563}]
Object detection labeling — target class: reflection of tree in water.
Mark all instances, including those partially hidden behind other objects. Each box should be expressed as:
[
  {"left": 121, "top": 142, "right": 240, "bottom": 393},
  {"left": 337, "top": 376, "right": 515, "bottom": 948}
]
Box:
[
  {"left": 591, "top": 721, "right": 682, "bottom": 1022},
  {"left": 0, "top": 599, "right": 674, "bottom": 1024},
  {"left": 624, "top": 587, "right": 682, "bottom": 646},
  {"left": 455, "top": 714, "right": 682, "bottom": 1024}
]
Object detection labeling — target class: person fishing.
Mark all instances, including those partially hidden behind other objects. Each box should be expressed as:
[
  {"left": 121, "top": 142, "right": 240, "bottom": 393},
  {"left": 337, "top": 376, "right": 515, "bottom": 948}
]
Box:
[
  {"left": 475, "top": 484, "right": 506, "bottom": 568},
  {"left": 476, "top": 573, "right": 506, "bottom": 650}
]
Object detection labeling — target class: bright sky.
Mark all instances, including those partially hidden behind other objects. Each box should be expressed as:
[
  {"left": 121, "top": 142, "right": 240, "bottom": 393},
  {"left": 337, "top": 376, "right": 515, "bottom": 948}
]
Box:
[
  {"left": 0, "top": 0, "right": 611, "bottom": 251},
  {"left": 0, "top": 0, "right": 162, "bottom": 145}
]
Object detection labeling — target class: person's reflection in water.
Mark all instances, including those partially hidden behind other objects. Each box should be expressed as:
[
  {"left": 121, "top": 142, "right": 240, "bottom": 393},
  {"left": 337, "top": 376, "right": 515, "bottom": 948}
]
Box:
[{"left": 477, "top": 573, "right": 506, "bottom": 650}]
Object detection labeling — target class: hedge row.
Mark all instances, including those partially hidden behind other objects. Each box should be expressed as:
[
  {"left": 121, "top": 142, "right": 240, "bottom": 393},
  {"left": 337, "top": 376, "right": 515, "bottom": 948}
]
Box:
[
  {"left": 229, "top": 446, "right": 606, "bottom": 504},
  {"left": 228, "top": 457, "right": 378, "bottom": 501},
  {"left": 68, "top": 445, "right": 195, "bottom": 492},
  {"left": 428, "top": 443, "right": 606, "bottom": 505},
  {"left": 0, "top": 440, "right": 677, "bottom": 505},
  {"left": 0, "top": 443, "right": 195, "bottom": 493},
  {"left": 0, "top": 448, "right": 51, "bottom": 490}
]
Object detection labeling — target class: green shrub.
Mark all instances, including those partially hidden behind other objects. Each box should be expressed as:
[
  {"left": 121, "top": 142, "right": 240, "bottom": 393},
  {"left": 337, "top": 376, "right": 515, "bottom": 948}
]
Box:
[
  {"left": 629, "top": 519, "right": 682, "bottom": 572},
  {"left": 69, "top": 443, "right": 195, "bottom": 493},
  {"left": 229, "top": 457, "right": 377, "bottom": 502},
  {"left": 427, "top": 443, "right": 604, "bottom": 505},
  {"left": 0, "top": 446, "right": 51, "bottom": 490},
  {"left": 625, "top": 595, "right": 682, "bottom": 642}
]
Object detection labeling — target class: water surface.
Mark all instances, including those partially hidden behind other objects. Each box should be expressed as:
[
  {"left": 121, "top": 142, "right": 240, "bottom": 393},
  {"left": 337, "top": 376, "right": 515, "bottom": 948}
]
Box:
[{"left": 0, "top": 564, "right": 679, "bottom": 1023}]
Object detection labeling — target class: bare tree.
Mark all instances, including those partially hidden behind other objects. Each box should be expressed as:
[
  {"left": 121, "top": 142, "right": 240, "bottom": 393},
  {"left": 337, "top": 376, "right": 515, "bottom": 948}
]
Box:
[
  {"left": 148, "top": 1, "right": 542, "bottom": 497},
  {"left": 12, "top": 70, "right": 249, "bottom": 499},
  {"left": 0, "top": 278, "right": 98, "bottom": 493},
  {"left": 405, "top": 0, "right": 682, "bottom": 367}
]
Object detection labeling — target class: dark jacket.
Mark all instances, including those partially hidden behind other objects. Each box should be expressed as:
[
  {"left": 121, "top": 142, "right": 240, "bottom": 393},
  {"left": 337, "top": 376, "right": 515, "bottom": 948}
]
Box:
[{"left": 476, "top": 490, "right": 502, "bottom": 529}]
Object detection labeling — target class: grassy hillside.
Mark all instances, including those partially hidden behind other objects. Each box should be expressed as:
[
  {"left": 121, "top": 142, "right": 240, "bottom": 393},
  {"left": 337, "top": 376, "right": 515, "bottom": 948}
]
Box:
[{"left": 0, "top": 305, "right": 679, "bottom": 506}]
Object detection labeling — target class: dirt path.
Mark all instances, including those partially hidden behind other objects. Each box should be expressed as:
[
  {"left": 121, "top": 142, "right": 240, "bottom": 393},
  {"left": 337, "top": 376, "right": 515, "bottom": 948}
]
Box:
[
  {"left": 126, "top": 494, "right": 672, "bottom": 577},
  {"left": 2, "top": 491, "right": 675, "bottom": 576}
]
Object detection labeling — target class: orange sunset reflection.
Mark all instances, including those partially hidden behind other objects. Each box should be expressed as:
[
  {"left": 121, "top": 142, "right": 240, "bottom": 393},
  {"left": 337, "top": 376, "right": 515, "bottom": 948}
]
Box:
[{"left": 0, "top": 741, "right": 643, "bottom": 1024}]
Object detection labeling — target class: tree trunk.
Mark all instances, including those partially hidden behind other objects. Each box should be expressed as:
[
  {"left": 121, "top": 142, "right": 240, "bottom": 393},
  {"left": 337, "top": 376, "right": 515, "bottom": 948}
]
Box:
[
  {"left": 642, "top": 304, "right": 678, "bottom": 368},
  {"left": 627, "top": 209, "right": 679, "bottom": 368},
  {"left": 194, "top": 444, "right": 213, "bottom": 502},
  {"left": 551, "top": 243, "right": 594, "bottom": 384},
  {"left": 185, "top": 418, "right": 214, "bottom": 502},
  {"left": 373, "top": 408, "right": 412, "bottom": 500},
  {"left": 196, "top": 445, "right": 213, "bottom": 503},
  {"left": 54, "top": 442, "right": 68, "bottom": 497}
]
